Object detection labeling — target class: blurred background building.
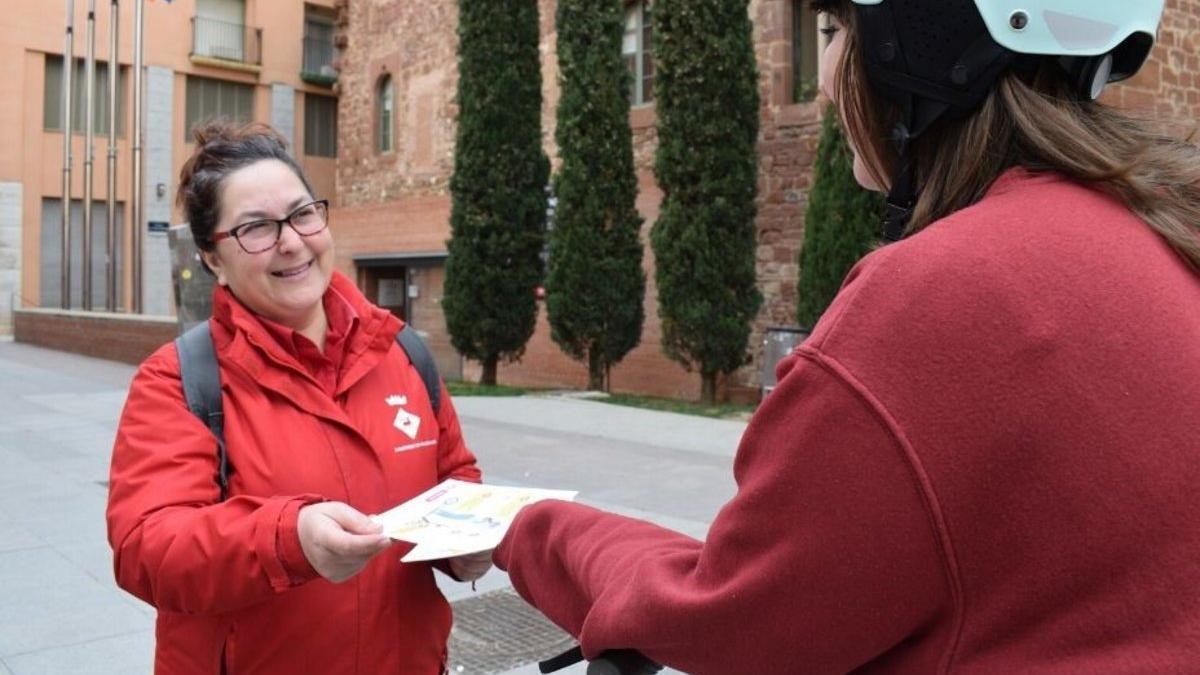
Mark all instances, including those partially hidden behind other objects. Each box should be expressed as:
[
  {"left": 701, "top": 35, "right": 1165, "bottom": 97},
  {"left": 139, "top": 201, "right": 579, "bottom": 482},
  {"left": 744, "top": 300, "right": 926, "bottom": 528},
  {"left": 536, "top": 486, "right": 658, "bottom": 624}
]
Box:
[{"left": 4, "top": 0, "right": 1198, "bottom": 400}]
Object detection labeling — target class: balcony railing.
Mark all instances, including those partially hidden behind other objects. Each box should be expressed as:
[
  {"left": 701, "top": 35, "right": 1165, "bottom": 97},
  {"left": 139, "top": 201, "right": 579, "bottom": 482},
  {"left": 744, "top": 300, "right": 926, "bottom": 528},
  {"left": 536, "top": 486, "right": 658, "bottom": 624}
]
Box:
[
  {"left": 191, "top": 16, "right": 262, "bottom": 67},
  {"left": 301, "top": 35, "right": 337, "bottom": 86}
]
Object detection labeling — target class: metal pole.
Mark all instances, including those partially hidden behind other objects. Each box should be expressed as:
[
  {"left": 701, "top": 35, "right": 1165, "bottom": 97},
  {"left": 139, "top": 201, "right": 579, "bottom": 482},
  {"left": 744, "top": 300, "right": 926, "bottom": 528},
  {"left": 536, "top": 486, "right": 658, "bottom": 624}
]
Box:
[
  {"left": 62, "top": 0, "right": 76, "bottom": 309},
  {"left": 82, "top": 0, "right": 96, "bottom": 311},
  {"left": 106, "top": 0, "right": 118, "bottom": 311},
  {"left": 131, "top": 0, "right": 143, "bottom": 313}
]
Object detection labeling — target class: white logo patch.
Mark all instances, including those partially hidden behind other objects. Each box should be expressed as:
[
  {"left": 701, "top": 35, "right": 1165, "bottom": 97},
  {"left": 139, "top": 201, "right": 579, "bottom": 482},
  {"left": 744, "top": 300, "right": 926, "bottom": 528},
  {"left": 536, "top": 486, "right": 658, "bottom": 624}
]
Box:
[{"left": 386, "top": 395, "right": 421, "bottom": 440}]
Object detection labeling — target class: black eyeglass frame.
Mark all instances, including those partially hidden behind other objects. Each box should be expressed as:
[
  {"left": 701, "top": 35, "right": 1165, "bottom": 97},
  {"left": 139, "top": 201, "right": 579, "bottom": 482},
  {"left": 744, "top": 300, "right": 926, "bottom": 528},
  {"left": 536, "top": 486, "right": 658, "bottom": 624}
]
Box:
[{"left": 209, "top": 199, "right": 331, "bottom": 254}]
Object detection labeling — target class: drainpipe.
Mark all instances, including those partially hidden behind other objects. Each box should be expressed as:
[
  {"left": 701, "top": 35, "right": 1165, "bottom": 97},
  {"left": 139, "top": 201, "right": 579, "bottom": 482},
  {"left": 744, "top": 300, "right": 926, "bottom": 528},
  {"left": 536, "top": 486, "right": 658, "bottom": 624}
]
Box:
[
  {"left": 82, "top": 0, "right": 96, "bottom": 310},
  {"left": 106, "top": 0, "right": 119, "bottom": 311},
  {"left": 131, "top": 0, "right": 143, "bottom": 313},
  {"left": 61, "top": 0, "right": 76, "bottom": 309}
]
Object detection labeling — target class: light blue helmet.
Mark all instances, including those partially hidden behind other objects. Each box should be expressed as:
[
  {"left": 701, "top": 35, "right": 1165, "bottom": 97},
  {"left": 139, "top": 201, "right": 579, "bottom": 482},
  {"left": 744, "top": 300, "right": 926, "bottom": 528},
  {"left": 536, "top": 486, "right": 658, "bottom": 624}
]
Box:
[
  {"left": 841, "top": 0, "right": 1165, "bottom": 240},
  {"left": 853, "top": 0, "right": 1164, "bottom": 100}
]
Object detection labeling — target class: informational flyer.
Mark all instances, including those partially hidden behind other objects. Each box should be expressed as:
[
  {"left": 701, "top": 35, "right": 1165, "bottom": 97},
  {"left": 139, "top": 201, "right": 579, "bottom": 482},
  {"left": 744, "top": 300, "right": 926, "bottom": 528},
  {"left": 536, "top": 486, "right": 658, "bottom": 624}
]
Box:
[{"left": 371, "top": 479, "right": 578, "bottom": 562}]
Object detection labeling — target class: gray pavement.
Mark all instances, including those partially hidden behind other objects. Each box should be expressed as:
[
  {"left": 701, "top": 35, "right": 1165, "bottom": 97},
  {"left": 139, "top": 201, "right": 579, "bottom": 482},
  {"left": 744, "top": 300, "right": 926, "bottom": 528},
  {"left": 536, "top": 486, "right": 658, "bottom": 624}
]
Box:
[{"left": 0, "top": 340, "right": 745, "bottom": 674}]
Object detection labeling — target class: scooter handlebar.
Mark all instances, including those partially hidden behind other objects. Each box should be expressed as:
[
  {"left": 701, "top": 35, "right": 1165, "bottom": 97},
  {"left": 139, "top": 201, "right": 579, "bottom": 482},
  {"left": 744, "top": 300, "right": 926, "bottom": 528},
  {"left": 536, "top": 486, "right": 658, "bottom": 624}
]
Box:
[{"left": 586, "top": 650, "right": 663, "bottom": 675}]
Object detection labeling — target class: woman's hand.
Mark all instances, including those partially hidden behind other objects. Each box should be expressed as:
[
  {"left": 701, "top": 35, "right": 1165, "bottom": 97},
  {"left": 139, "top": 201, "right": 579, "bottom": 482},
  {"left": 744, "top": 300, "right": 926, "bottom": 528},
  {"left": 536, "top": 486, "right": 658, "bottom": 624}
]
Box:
[
  {"left": 448, "top": 550, "right": 493, "bottom": 582},
  {"left": 297, "top": 502, "right": 394, "bottom": 583}
]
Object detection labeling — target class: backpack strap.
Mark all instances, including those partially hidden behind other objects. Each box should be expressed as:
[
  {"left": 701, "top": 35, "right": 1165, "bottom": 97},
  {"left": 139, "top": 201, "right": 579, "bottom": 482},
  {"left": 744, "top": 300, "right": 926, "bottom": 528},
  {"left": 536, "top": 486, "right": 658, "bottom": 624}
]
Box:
[
  {"left": 397, "top": 323, "right": 442, "bottom": 416},
  {"left": 174, "top": 320, "right": 441, "bottom": 503},
  {"left": 175, "top": 321, "right": 229, "bottom": 501}
]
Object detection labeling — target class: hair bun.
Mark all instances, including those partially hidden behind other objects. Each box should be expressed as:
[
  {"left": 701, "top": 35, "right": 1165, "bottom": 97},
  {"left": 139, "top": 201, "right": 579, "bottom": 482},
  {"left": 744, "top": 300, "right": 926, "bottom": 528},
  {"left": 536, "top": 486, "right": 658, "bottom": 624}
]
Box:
[
  {"left": 191, "top": 121, "right": 290, "bottom": 152},
  {"left": 190, "top": 121, "right": 233, "bottom": 149}
]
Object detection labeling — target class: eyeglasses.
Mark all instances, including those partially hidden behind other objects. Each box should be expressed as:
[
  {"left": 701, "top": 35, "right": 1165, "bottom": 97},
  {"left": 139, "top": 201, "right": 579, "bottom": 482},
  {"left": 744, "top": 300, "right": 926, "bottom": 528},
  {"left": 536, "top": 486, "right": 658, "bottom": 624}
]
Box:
[{"left": 210, "top": 199, "right": 330, "bottom": 254}]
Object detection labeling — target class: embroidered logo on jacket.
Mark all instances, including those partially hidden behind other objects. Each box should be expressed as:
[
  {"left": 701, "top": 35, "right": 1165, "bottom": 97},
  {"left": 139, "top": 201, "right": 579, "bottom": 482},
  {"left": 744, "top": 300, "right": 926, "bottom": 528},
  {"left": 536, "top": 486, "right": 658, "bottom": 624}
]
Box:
[{"left": 386, "top": 395, "right": 421, "bottom": 440}]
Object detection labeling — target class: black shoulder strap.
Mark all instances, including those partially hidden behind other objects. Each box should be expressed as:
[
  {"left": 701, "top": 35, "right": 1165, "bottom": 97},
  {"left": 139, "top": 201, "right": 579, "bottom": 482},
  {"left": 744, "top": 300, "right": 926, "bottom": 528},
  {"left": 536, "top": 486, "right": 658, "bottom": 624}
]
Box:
[
  {"left": 397, "top": 324, "right": 442, "bottom": 416},
  {"left": 175, "top": 321, "right": 229, "bottom": 501}
]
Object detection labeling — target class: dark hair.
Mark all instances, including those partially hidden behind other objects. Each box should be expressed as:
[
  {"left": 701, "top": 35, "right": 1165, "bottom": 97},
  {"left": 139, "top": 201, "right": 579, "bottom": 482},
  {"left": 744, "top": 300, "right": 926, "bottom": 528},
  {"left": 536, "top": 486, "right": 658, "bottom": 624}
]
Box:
[
  {"left": 811, "top": 1, "right": 1200, "bottom": 270},
  {"left": 177, "top": 121, "right": 314, "bottom": 252}
]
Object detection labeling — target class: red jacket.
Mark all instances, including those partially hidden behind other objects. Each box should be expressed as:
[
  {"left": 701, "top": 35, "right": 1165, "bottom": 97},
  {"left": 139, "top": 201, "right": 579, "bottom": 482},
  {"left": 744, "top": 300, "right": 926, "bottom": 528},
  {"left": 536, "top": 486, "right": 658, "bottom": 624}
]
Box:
[
  {"left": 496, "top": 170, "right": 1200, "bottom": 673},
  {"left": 108, "top": 272, "right": 480, "bottom": 675}
]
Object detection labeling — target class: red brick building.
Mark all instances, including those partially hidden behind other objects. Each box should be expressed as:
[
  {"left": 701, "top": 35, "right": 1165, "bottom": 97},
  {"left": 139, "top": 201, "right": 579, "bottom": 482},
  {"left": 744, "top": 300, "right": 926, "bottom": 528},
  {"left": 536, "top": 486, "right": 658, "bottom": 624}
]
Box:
[{"left": 328, "top": 0, "right": 1200, "bottom": 401}]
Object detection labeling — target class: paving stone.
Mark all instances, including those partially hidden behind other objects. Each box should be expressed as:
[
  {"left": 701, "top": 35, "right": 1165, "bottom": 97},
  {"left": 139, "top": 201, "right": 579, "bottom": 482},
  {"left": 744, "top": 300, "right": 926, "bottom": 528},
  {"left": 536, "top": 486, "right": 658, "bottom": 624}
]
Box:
[
  {"left": 3, "top": 631, "right": 153, "bottom": 675},
  {"left": 0, "top": 548, "right": 151, "bottom": 657}
]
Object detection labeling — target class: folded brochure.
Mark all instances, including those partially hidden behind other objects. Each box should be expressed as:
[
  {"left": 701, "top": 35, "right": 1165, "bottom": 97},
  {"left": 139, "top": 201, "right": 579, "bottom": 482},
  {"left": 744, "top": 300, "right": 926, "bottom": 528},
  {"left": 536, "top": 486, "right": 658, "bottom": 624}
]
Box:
[{"left": 371, "top": 479, "right": 577, "bottom": 563}]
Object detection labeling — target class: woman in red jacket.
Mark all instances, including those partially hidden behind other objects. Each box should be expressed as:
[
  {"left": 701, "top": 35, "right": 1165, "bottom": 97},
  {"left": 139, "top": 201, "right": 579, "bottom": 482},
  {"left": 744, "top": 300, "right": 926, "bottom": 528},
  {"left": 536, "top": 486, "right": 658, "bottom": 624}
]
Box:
[
  {"left": 496, "top": 1, "right": 1200, "bottom": 673},
  {"left": 107, "top": 122, "right": 489, "bottom": 674}
]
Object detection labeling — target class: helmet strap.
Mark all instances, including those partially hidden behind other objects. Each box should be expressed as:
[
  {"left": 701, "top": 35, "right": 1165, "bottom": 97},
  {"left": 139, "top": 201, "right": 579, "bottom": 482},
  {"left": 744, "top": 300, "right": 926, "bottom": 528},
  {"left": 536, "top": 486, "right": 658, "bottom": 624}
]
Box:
[{"left": 882, "top": 94, "right": 950, "bottom": 242}]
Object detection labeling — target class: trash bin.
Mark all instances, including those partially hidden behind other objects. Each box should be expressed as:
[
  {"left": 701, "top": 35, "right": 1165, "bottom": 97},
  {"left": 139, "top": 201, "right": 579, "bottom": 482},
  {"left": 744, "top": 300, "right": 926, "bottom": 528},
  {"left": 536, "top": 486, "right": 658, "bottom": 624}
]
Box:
[{"left": 761, "top": 327, "right": 810, "bottom": 396}]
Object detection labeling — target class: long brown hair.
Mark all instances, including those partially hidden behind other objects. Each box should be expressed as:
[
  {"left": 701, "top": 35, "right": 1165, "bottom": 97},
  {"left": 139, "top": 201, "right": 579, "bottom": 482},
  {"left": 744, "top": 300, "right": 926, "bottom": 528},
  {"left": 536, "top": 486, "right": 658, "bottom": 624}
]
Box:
[{"left": 814, "top": 1, "right": 1200, "bottom": 269}]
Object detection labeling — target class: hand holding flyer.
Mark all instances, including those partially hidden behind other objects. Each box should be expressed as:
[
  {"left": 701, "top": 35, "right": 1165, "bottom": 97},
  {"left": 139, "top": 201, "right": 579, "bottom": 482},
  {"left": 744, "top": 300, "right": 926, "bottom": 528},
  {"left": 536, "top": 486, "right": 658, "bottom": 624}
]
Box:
[{"left": 371, "top": 479, "right": 577, "bottom": 563}]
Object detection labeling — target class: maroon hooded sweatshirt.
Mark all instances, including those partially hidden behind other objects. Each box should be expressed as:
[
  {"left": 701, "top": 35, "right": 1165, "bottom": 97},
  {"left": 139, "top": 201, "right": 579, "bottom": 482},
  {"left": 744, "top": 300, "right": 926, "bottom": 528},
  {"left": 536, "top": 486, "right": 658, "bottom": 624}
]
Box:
[{"left": 495, "top": 170, "right": 1200, "bottom": 674}]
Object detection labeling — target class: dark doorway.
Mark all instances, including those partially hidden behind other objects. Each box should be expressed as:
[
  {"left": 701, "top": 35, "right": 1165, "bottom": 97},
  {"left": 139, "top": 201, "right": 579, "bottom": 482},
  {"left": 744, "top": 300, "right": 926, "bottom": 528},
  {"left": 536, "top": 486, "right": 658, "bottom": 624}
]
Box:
[
  {"left": 354, "top": 252, "right": 462, "bottom": 380},
  {"left": 359, "top": 265, "right": 409, "bottom": 322}
]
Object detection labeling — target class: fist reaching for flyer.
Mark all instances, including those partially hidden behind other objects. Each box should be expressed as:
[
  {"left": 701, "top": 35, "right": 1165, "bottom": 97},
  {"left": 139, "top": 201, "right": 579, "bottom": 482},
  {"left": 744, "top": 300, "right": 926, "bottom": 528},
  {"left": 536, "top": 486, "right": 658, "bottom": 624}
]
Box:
[{"left": 448, "top": 549, "right": 494, "bottom": 582}]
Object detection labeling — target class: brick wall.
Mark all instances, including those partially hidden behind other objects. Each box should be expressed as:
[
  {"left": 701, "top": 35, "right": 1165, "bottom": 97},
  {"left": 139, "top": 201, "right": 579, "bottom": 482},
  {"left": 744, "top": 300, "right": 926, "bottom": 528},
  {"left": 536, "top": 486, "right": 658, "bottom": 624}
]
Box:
[
  {"left": 406, "top": 265, "right": 462, "bottom": 380},
  {"left": 333, "top": 0, "right": 1199, "bottom": 401},
  {"left": 14, "top": 308, "right": 177, "bottom": 365},
  {"left": 1102, "top": 0, "right": 1200, "bottom": 138}
]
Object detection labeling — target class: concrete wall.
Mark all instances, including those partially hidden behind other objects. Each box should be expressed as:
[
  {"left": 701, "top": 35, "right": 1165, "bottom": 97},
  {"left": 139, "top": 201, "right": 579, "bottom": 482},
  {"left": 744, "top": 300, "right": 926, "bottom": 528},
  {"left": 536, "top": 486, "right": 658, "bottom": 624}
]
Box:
[
  {"left": 271, "top": 82, "right": 296, "bottom": 155},
  {"left": 0, "top": 182, "right": 21, "bottom": 334},
  {"left": 144, "top": 66, "right": 175, "bottom": 316}
]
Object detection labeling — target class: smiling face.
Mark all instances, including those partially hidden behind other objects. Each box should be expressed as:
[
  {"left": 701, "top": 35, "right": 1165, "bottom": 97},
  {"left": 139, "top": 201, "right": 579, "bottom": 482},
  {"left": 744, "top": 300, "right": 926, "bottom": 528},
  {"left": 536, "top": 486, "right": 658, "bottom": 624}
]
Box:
[{"left": 200, "top": 159, "right": 334, "bottom": 330}]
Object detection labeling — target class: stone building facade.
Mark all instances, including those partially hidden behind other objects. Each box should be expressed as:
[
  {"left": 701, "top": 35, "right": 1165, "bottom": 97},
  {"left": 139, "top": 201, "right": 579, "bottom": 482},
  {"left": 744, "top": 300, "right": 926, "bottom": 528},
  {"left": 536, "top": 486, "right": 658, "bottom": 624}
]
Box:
[{"left": 330, "top": 0, "right": 1200, "bottom": 401}]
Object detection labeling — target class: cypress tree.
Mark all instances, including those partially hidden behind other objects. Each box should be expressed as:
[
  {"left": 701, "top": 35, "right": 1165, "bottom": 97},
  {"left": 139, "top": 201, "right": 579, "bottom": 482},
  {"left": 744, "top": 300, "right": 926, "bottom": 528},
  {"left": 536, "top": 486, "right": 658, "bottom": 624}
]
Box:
[
  {"left": 651, "top": 0, "right": 762, "bottom": 404},
  {"left": 796, "top": 105, "right": 883, "bottom": 328},
  {"left": 444, "top": 0, "right": 550, "bottom": 386},
  {"left": 546, "top": 0, "right": 645, "bottom": 391}
]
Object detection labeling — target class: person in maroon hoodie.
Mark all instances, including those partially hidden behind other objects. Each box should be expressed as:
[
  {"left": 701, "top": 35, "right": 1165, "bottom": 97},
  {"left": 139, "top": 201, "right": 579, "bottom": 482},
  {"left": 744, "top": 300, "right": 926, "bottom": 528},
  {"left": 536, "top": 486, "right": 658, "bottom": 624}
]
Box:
[
  {"left": 107, "top": 122, "right": 491, "bottom": 674},
  {"left": 495, "top": 1, "right": 1200, "bottom": 673}
]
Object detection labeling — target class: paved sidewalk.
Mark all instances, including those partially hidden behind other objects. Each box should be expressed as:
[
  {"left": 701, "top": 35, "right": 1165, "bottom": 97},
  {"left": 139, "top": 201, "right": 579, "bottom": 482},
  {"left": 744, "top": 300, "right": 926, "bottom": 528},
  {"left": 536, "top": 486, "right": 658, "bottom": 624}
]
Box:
[{"left": 0, "top": 341, "right": 746, "bottom": 674}]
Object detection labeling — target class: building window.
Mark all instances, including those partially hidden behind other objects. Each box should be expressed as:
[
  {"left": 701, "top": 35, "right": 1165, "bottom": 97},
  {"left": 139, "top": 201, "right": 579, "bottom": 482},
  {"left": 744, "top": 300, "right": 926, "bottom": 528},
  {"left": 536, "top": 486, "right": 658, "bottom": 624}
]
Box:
[
  {"left": 304, "top": 94, "right": 338, "bottom": 158},
  {"left": 43, "top": 56, "right": 127, "bottom": 135},
  {"left": 184, "top": 76, "right": 254, "bottom": 140},
  {"left": 302, "top": 5, "right": 337, "bottom": 85},
  {"left": 793, "top": 2, "right": 823, "bottom": 103},
  {"left": 193, "top": 0, "right": 259, "bottom": 65},
  {"left": 623, "top": 1, "right": 654, "bottom": 106},
  {"left": 377, "top": 75, "right": 394, "bottom": 153}
]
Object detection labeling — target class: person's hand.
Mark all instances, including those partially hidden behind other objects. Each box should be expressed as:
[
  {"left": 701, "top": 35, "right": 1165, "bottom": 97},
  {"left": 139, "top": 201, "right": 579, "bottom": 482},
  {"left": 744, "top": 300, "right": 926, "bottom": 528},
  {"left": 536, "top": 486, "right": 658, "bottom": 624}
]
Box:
[
  {"left": 448, "top": 549, "right": 493, "bottom": 582},
  {"left": 297, "top": 502, "right": 394, "bottom": 583}
]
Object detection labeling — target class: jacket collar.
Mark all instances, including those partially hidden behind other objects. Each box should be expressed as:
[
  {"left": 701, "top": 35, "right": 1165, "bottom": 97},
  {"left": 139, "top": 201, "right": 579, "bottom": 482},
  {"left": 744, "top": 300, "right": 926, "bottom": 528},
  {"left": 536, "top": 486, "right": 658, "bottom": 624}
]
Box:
[{"left": 209, "top": 271, "right": 403, "bottom": 421}]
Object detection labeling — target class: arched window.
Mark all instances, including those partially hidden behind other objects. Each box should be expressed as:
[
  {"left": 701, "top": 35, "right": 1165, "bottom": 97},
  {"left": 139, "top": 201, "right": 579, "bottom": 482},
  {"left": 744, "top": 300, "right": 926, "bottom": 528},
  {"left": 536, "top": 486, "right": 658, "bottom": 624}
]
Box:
[{"left": 377, "top": 74, "right": 394, "bottom": 153}]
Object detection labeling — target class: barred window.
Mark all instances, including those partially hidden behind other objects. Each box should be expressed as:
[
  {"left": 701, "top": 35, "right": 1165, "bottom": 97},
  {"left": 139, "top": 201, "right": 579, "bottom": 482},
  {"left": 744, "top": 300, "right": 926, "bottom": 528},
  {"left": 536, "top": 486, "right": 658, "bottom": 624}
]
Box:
[
  {"left": 184, "top": 75, "right": 254, "bottom": 140},
  {"left": 43, "top": 56, "right": 127, "bottom": 134}
]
